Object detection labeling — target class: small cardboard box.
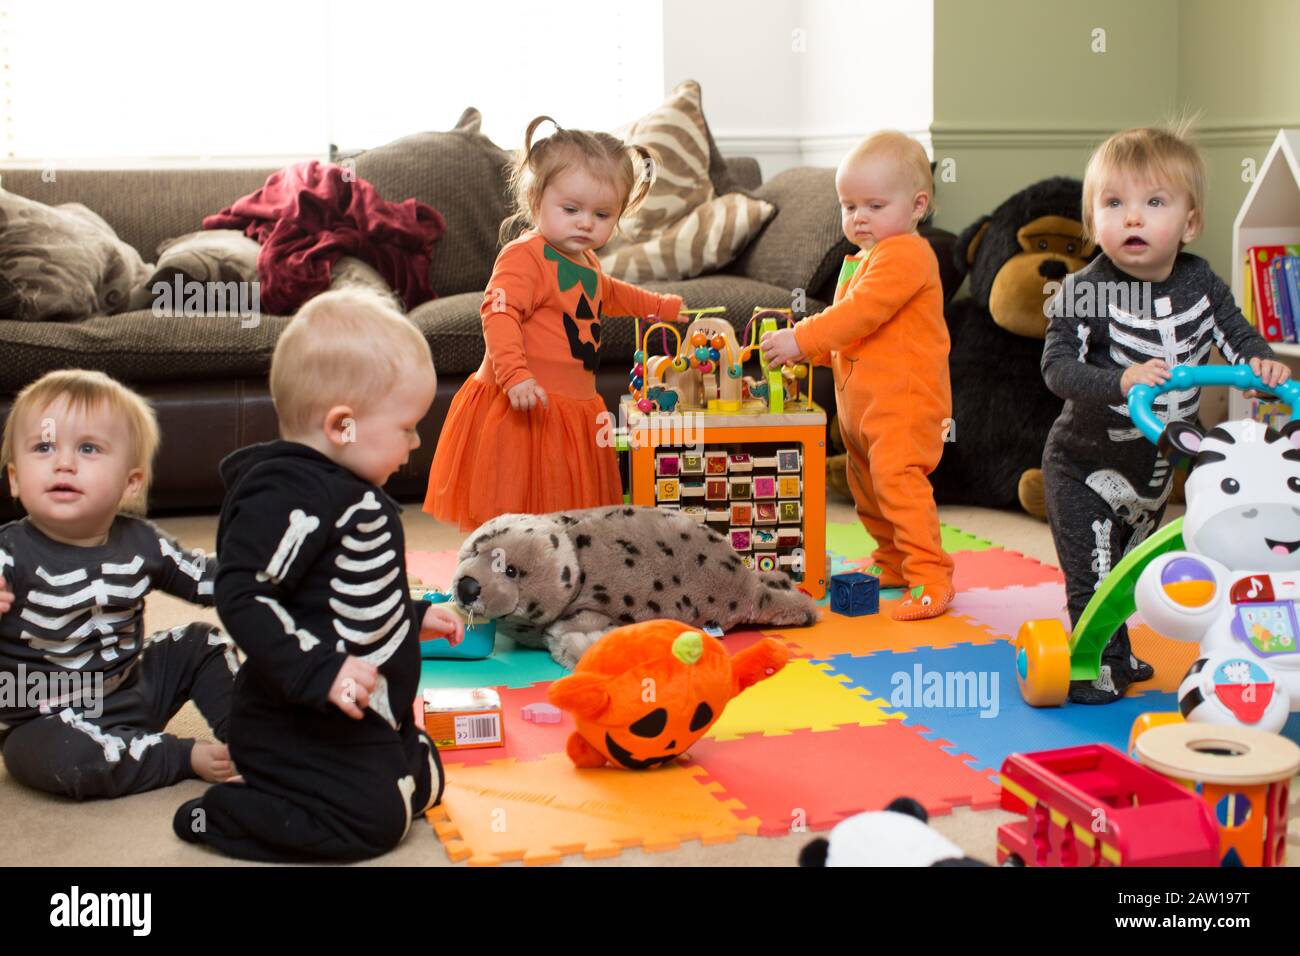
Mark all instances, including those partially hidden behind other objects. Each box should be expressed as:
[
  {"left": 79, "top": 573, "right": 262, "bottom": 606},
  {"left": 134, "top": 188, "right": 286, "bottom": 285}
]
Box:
[{"left": 422, "top": 688, "right": 505, "bottom": 751}]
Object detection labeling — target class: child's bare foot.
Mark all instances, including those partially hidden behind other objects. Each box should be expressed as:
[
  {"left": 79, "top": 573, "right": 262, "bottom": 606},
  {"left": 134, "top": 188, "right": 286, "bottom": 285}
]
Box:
[{"left": 190, "top": 741, "right": 238, "bottom": 782}]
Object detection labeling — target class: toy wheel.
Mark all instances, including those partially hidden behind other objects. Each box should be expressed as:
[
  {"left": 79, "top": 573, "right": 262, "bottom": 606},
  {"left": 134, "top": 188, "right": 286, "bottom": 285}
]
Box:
[{"left": 1015, "top": 619, "right": 1071, "bottom": 707}]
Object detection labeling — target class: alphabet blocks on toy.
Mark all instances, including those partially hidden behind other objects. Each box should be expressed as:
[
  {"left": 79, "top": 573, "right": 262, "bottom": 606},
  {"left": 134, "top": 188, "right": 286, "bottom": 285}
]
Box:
[
  {"left": 777, "top": 449, "right": 801, "bottom": 472},
  {"left": 755, "top": 501, "right": 779, "bottom": 524},
  {"left": 729, "top": 477, "right": 753, "bottom": 499},
  {"left": 656, "top": 478, "right": 680, "bottom": 501},
  {"left": 680, "top": 451, "right": 704, "bottom": 474},
  {"left": 705, "top": 478, "right": 728, "bottom": 501},
  {"left": 830, "top": 572, "right": 879, "bottom": 617},
  {"left": 778, "top": 476, "right": 801, "bottom": 498},
  {"left": 756, "top": 553, "right": 778, "bottom": 572},
  {"left": 656, "top": 453, "right": 680, "bottom": 477},
  {"left": 705, "top": 452, "right": 729, "bottom": 475},
  {"left": 730, "top": 529, "right": 753, "bottom": 551},
  {"left": 730, "top": 502, "right": 753, "bottom": 525},
  {"left": 752, "top": 476, "right": 778, "bottom": 499},
  {"left": 728, "top": 453, "right": 753, "bottom": 473}
]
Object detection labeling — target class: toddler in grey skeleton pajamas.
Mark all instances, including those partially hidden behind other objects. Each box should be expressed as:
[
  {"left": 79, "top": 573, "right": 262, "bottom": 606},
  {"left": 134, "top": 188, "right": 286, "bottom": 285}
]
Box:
[
  {"left": 0, "top": 370, "right": 237, "bottom": 798},
  {"left": 1041, "top": 125, "right": 1289, "bottom": 703}
]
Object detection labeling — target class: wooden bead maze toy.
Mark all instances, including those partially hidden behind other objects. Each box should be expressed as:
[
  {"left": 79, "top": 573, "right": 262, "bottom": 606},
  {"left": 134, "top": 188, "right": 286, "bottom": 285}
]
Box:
[{"left": 625, "top": 308, "right": 826, "bottom": 599}]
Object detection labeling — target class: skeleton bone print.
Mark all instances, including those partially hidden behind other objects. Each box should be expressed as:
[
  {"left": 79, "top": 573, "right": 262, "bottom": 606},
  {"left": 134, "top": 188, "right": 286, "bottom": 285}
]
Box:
[
  {"left": 1103, "top": 293, "right": 1215, "bottom": 442},
  {"left": 0, "top": 518, "right": 217, "bottom": 675}
]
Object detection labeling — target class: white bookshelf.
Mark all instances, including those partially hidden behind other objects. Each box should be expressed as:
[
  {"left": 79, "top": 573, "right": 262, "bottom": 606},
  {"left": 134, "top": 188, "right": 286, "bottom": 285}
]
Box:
[{"left": 1229, "top": 129, "right": 1300, "bottom": 420}]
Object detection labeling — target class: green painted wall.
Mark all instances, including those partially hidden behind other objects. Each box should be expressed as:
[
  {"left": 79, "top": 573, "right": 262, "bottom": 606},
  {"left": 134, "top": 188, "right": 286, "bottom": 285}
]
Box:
[{"left": 931, "top": 0, "right": 1300, "bottom": 278}]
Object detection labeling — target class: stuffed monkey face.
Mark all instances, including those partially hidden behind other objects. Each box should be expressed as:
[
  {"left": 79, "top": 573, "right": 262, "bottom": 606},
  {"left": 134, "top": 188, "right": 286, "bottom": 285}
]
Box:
[{"left": 985, "top": 215, "right": 1095, "bottom": 339}]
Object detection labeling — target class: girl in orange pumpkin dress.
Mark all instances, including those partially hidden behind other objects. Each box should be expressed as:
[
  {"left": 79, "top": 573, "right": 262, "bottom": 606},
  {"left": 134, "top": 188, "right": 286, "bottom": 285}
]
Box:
[{"left": 424, "top": 117, "right": 683, "bottom": 530}]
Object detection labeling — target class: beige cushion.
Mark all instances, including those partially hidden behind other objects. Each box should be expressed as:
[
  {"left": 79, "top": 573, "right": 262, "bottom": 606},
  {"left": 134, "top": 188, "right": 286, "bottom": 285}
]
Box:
[
  {"left": 0, "top": 191, "right": 152, "bottom": 321},
  {"left": 352, "top": 108, "right": 512, "bottom": 299},
  {"left": 599, "top": 80, "right": 774, "bottom": 282}
]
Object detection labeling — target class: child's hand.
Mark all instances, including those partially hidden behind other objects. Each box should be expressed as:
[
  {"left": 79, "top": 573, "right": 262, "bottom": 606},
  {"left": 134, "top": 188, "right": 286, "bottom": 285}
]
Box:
[
  {"left": 1250, "top": 357, "right": 1292, "bottom": 389},
  {"left": 1120, "top": 359, "right": 1171, "bottom": 397},
  {"left": 329, "top": 656, "right": 379, "bottom": 720},
  {"left": 421, "top": 604, "right": 465, "bottom": 647},
  {"left": 760, "top": 328, "right": 805, "bottom": 367},
  {"left": 0, "top": 576, "right": 13, "bottom": 616},
  {"left": 507, "top": 379, "right": 549, "bottom": 412}
]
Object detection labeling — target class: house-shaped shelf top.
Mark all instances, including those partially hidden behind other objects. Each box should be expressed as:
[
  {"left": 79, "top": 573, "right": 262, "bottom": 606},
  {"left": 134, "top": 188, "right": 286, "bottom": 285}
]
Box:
[{"left": 1232, "top": 129, "right": 1300, "bottom": 302}]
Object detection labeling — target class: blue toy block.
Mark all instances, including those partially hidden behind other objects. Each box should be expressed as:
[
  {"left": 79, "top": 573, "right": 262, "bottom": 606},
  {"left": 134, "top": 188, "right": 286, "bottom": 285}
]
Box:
[{"left": 830, "top": 572, "right": 879, "bottom": 616}]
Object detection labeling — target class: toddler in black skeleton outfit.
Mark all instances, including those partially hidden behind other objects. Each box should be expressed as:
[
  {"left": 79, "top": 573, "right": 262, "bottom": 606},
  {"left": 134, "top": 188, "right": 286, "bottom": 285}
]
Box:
[
  {"left": 0, "top": 369, "right": 237, "bottom": 798},
  {"left": 1041, "top": 124, "right": 1291, "bottom": 703},
  {"left": 175, "top": 288, "right": 464, "bottom": 862}
]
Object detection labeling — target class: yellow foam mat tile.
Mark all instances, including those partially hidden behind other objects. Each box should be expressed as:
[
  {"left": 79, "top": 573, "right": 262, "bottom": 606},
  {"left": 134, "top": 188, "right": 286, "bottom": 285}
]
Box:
[
  {"left": 703, "top": 659, "right": 902, "bottom": 742},
  {"left": 426, "top": 754, "right": 758, "bottom": 866}
]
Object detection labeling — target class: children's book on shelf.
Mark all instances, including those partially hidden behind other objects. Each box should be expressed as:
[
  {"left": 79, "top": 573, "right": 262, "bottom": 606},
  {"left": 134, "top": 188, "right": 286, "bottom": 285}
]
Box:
[
  {"left": 1284, "top": 257, "right": 1300, "bottom": 344},
  {"left": 1243, "top": 252, "right": 1255, "bottom": 328},
  {"left": 1248, "top": 245, "right": 1300, "bottom": 342},
  {"left": 1272, "top": 257, "right": 1295, "bottom": 343}
]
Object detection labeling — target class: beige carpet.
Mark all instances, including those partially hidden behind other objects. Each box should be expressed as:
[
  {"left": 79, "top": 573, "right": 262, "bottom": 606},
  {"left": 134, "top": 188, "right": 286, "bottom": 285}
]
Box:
[{"left": 3, "top": 500, "right": 1291, "bottom": 867}]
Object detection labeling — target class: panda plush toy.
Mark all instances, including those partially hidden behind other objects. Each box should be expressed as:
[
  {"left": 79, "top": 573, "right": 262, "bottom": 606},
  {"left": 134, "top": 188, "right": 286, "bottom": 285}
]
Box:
[{"left": 799, "top": 797, "right": 987, "bottom": 867}]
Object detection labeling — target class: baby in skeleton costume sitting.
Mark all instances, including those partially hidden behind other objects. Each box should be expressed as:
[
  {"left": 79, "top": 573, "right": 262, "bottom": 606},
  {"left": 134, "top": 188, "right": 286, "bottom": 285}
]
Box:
[
  {"left": 0, "top": 369, "right": 237, "bottom": 799},
  {"left": 1041, "top": 124, "right": 1291, "bottom": 703},
  {"left": 174, "top": 289, "right": 463, "bottom": 862}
]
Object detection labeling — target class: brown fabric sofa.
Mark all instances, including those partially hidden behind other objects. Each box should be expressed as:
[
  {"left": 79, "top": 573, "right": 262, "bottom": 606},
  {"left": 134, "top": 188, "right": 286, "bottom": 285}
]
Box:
[{"left": 0, "top": 144, "right": 957, "bottom": 517}]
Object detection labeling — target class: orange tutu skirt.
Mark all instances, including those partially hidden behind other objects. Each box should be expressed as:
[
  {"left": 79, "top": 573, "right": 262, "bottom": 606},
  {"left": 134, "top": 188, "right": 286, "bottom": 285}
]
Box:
[{"left": 424, "top": 376, "right": 623, "bottom": 531}]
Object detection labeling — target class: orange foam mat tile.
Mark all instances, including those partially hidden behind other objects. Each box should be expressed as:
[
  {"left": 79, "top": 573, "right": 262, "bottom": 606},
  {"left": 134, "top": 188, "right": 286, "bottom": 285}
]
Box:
[
  {"left": 1128, "top": 620, "right": 1202, "bottom": 694},
  {"left": 426, "top": 753, "right": 759, "bottom": 866},
  {"left": 761, "top": 603, "right": 1004, "bottom": 660}
]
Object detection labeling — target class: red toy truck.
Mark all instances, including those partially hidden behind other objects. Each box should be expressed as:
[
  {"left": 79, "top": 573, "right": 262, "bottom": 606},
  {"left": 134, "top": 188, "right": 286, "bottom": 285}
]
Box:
[{"left": 998, "top": 744, "right": 1219, "bottom": 867}]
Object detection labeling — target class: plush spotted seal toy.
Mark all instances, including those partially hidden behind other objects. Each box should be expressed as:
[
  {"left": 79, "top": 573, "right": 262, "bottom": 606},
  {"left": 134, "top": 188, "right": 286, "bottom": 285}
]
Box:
[
  {"left": 450, "top": 505, "right": 820, "bottom": 668},
  {"left": 799, "top": 798, "right": 987, "bottom": 867}
]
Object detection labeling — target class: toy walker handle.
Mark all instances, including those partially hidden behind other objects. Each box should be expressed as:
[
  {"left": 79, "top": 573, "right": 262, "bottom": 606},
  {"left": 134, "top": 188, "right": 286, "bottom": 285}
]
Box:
[{"left": 1127, "top": 364, "right": 1300, "bottom": 445}]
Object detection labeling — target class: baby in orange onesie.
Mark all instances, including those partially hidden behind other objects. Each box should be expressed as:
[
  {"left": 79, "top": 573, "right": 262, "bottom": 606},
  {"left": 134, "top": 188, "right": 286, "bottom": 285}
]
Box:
[
  {"left": 762, "top": 131, "right": 954, "bottom": 620},
  {"left": 425, "top": 116, "right": 683, "bottom": 530}
]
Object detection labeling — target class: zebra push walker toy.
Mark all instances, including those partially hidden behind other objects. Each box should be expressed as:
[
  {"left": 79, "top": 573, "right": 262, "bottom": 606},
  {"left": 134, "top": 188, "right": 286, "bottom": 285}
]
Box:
[{"left": 1016, "top": 364, "right": 1300, "bottom": 732}]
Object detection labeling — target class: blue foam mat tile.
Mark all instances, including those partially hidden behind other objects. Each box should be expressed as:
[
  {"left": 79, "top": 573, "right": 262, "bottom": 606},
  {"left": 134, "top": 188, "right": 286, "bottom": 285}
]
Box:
[{"left": 818, "top": 641, "right": 1179, "bottom": 774}]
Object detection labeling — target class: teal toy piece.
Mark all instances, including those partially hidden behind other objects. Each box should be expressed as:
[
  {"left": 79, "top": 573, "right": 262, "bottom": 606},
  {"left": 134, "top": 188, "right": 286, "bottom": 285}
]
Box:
[
  {"left": 419, "top": 590, "right": 497, "bottom": 660},
  {"left": 1127, "top": 364, "right": 1300, "bottom": 444}
]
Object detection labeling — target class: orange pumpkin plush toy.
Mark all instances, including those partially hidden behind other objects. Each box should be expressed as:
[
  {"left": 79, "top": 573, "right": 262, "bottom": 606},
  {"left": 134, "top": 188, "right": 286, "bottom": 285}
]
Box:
[{"left": 547, "top": 619, "right": 790, "bottom": 769}]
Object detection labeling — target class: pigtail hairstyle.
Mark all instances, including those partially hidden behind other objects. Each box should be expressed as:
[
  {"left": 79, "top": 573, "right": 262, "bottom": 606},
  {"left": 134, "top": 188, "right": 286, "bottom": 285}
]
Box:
[{"left": 498, "top": 115, "right": 652, "bottom": 245}]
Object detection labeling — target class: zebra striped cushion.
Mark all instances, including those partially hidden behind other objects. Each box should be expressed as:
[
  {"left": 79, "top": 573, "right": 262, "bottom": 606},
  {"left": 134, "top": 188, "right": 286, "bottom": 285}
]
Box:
[{"left": 601, "top": 80, "right": 774, "bottom": 283}]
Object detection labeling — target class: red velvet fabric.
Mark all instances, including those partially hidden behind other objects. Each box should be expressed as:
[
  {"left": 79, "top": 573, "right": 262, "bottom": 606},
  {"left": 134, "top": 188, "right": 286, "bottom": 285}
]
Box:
[{"left": 204, "top": 161, "right": 446, "bottom": 314}]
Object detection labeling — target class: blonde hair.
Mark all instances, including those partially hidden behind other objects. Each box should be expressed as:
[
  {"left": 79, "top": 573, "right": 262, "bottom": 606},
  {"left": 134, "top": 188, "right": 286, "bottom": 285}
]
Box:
[
  {"left": 1, "top": 369, "right": 159, "bottom": 515},
  {"left": 843, "top": 130, "right": 935, "bottom": 210},
  {"left": 500, "top": 115, "right": 657, "bottom": 244},
  {"left": 270, "top": 288, "right": 434, "bottom": 437},
  {"left": 1082, "top": 120, "right": 1206, "bottom": 242}
]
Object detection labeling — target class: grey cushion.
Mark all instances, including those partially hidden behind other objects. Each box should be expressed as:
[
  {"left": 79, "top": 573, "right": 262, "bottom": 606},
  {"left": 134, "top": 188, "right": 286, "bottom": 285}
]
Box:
[
  {"left": 0, "top": 191, "right": 152, "bottom": 321},
  {"left": 351, "top": 108, "right": 512, "bottom": 299},
  {"left": 729, "top": 167, "right": 853, "bottom": 298}
]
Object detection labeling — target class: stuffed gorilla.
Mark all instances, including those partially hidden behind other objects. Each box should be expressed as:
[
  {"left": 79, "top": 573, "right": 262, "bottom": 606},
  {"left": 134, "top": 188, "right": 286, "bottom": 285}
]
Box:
[{"left": 928, "top": 177, "right": 1097, "bottom": 518}]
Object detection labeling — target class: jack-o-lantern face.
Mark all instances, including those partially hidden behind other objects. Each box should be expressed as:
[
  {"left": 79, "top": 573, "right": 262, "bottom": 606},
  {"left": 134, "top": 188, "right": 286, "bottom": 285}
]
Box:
[
  {"left": 549, "top": 621, "right": 790, "bottom": 770},
  {"left": 604, "top": 699, "right": 719, "bottom": 769}
]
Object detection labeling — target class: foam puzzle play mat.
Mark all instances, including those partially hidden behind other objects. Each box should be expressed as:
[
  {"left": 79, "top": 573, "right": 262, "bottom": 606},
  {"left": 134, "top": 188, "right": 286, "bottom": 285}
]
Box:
[{"left": 410, "top": 516, "right": 1300, "bottom": 867}]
